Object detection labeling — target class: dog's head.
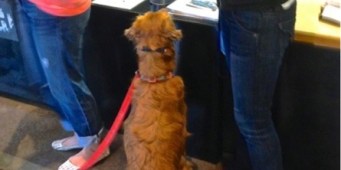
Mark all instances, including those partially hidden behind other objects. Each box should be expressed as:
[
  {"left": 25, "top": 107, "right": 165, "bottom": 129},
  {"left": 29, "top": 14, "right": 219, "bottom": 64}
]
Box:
[{"left": 124, "top": 9, "right": 182, "bottom": 53}]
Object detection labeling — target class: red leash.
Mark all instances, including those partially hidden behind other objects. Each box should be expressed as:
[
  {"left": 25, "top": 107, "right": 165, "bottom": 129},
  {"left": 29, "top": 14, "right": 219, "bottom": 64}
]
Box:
[{"left": 80, "top": 78, "right": 135, "bottom": 170}]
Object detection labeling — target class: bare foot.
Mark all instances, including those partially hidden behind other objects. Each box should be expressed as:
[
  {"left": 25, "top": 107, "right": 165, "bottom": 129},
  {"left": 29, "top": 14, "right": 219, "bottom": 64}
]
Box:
[
  {"left": 52, "top": 133, "right": 83, "bottom": 151},
  {"left": 60, "top": 134, "right": 79, "bottom": 147},
  {"left": 68, "top": 141, "right": 99, "bottom": 166}
]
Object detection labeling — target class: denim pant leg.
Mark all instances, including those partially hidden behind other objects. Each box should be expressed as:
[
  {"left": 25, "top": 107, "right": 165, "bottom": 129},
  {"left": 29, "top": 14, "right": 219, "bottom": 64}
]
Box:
[
  {"left": 15, "top": 0, "right": 46, "bottom": 87},
  {"left": 219, "top": 4, "right": 296, "bottom": 170},
  {"left": 21, "top": 1, "right": 102, "bottom": 139}
]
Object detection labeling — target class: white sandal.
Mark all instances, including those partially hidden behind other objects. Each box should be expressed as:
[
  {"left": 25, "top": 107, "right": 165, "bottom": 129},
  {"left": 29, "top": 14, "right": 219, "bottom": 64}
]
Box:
[
  {"left": 58, "top": 160, "right": 80, "bottom": 170},
  {"left": 58, "top": 149, "right": 110, "bottom": 170},
  {"left": 52, "top": 136, "right": 83, "bottom": 151}
]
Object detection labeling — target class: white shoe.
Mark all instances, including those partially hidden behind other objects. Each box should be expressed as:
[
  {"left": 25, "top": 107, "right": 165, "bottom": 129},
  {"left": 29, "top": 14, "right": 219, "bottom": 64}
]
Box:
[
  {"left": 52, "top": 136, "right": 83, "bottom": 151},
  {"left": 58, "top": 149, "right": 110, "bottom": 170},
  {"left": 58, "top": 159, "right": 80, "bottom": 170}
]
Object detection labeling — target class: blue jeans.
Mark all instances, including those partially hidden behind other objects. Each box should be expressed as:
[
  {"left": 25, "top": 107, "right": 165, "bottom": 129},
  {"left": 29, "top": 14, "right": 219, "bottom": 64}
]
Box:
[
  {"left": 219, "top": 3, "right": 296, "bottom": 170},
  {"left": 19, "top": 0, "right": 102, "bottom": 140}
]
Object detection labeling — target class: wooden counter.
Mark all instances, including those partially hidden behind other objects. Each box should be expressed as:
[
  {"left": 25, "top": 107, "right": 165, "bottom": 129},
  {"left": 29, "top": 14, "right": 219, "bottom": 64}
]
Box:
[{"left": 295, "top": 0, "right": 340, "bottom": 49}]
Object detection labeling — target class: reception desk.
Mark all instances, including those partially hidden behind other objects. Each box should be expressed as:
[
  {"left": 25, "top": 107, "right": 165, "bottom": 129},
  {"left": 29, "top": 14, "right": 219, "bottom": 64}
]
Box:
[{"left": 0, "top": 1, "right": 339, "bottom": 169}]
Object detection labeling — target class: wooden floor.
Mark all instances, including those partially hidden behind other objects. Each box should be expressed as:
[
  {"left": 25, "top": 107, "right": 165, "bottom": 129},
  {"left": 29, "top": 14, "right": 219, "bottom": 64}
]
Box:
[{"left": 0, "top": 96, "right": 222, "bottom": 170}]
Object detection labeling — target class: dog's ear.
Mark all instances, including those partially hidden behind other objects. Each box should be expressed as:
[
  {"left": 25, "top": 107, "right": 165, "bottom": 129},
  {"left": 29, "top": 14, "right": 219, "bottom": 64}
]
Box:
[
  {"left": 168, "top": 29, "right": 182, "bottom": 41},
  {"left": 159, "top": 8, "right": 169, "bottom": 14},
  {"left": 124, "top": 28, "right": 137, "bottom": 41}
]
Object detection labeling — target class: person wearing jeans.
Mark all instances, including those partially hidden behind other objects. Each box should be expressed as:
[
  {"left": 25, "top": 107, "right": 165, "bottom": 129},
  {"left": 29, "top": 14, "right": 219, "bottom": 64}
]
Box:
[
  {"left": 18, "top": 0, "right": 109, "bottom": 169},
  {"left": 218, "top": 0, "right": 296, "bottom": 169}
]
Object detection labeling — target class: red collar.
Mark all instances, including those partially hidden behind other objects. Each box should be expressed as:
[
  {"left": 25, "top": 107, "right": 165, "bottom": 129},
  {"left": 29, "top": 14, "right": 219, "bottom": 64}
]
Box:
[
  {"left": 140, "top": 46, "right": 167, "bottom": 54},
  {"left": 135, "top": 71, "right": 174, "bottom": 83}
]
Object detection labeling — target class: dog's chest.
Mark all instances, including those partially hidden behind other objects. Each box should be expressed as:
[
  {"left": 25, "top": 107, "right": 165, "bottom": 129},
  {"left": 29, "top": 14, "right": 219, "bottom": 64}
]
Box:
[{"left": 136, "top": 85, "right": 175, "bottom": 105}]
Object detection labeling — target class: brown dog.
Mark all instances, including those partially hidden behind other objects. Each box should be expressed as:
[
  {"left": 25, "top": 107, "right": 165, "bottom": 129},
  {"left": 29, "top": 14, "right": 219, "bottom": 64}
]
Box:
[{"left": 123, "top": 9, "right": 192, "bottom": 170}]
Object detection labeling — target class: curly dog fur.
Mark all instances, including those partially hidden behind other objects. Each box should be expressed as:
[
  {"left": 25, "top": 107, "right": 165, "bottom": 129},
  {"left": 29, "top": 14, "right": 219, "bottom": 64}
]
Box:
[{"left": 123, "top": 9, "right": 192, "bottom": 170}]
